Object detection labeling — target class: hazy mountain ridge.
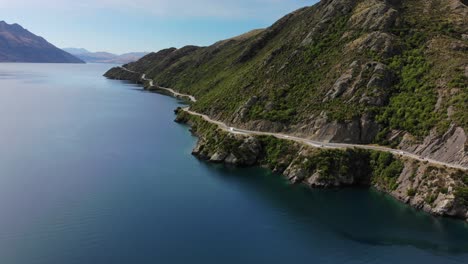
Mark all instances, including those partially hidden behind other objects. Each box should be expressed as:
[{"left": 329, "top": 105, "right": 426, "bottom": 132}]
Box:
[
  {"left": 0, "top": 21, "right": 83, "bottom": 63},
  {"left": 64, "top": 48, "right": 148, "bottom": 64},
  {"left": 63, "top": 48, "right": 90, "bottom": 54}
]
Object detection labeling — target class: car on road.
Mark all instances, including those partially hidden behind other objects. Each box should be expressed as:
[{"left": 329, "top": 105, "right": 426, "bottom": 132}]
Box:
[{"left": 229, "top": 127, "right": 234, "bottom": 132}]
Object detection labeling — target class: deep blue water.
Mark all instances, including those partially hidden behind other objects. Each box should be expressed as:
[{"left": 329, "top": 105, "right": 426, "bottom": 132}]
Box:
[{"left": 0, "top": 63, "right": 467, "bottom": 264}]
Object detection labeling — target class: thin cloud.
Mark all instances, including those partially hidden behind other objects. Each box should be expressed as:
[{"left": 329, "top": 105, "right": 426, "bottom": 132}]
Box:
[{"left": 0, "top": 0, "right": 310, "bottom": 19}]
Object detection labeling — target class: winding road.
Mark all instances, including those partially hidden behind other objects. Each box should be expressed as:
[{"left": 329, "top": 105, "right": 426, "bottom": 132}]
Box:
[
  {"left": 119, "top": 67, "right": 467, "bottom": 171},
  {"left": 119, "top": 67, "right": 197, "bottom": 102},
  {"left": 142, "top": 74, "right": 197, "bottom": 103}
]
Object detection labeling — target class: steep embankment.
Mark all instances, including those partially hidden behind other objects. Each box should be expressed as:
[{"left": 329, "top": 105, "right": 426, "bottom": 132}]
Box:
[{"left": 105, "top": 0, "right": 468, "bottom": 220}]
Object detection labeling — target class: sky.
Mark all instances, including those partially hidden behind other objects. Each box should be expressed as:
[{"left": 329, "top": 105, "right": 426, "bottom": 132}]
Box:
[{"left": 0, "top": 0, "right": 317, "bottom": 54}]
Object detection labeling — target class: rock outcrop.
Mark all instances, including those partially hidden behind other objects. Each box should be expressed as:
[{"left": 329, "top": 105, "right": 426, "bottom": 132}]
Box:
[
  {"left": 192, "top": 135, "right": 262, "bottom": 166},
  {"left": 380, "top": 162, "right": 467, "bottom": 219},
  {"left": 324, "top": 60, "right": 394, "bottom": 107},
  {"left": 286, "top": 111, "right": 380, "bottom": 144},
  {"left": 400, "top": 125, "right": 468, "bottom": 167}
]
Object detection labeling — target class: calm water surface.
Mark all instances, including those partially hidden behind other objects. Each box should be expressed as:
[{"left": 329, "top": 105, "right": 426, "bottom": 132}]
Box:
[{"left": 0, "top": 63, "right": 467, "bottom": 264}]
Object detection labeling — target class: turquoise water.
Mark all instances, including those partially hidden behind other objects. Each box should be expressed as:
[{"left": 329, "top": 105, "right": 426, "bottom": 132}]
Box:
[{"left": 0, "top": 63, "right": 467, "bottom": 264}]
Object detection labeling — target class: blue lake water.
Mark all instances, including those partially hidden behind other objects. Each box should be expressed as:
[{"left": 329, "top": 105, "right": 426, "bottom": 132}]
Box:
[{"left": 0, "top": 63, "right": 467, "bottom": 264}]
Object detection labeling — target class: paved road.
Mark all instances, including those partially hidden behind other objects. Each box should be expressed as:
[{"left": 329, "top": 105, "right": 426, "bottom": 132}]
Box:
[
  {"left": 183, "top": 108, "right": 467, "bottom": 171},
  {"left": 119, "top": 67, "right": 467, "bottom": 171},
  {"left": 141, "top": 74, "right": 197, "bottom": 103},
  {"left": 119, "top": 67, "right": 197, "bottom": 102}
]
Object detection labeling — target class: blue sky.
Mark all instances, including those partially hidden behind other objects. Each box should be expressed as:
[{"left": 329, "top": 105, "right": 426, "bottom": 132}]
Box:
[{"left": 1, "top": 0, "right": 316, "bottom": 54}]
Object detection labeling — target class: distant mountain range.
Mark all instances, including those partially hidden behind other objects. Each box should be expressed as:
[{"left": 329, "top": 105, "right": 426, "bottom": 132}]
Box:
[
  {"left": 0, "top": 21, "right": 83, "bottom": 63},
  {"left": 63, "top": 48, "right": 148, "bottom": 64}
]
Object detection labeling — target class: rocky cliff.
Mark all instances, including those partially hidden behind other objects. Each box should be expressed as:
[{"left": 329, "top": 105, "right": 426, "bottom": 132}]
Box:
[
  {"left": 175, "top": 109, "right": 468, "bottom": 221},
  {"left": 105, "top": 0, "right": 467, "bottom": 168},
  {"left": 0, "top": 21, "right": 83, "bottom": 63}
]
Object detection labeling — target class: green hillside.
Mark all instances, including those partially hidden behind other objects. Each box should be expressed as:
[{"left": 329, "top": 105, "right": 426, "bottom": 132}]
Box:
[{"left": 106, "top": 0, "right": 467, "bottom": 153}]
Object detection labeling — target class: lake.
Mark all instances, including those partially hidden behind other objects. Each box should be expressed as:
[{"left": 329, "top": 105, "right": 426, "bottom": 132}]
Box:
[{"left": 0, "top": 63, "right": 467, "bottom": 264}]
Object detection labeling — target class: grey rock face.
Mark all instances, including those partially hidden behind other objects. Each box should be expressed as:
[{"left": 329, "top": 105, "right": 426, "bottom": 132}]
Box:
[
  {"left": 325, "top": 71, "right": 355, "bottom": 100},
  {"left": 192, "top": 135, "right": 262, "bottom": 167},
  {"left": 400, "top": 125, "right": 468, "bottom": 167},
  {"left": 306, "top": 171, "right": 357, "bottom": 187},
  {"left": 387, "top": 162, "right": 467, "bottom": 221},
  {"left": 232, "top": 96, "right": 258, "bottom": 123},
  {"left": 346, "top": 32, "right": 399, "bottom": 57},
  {"left": 291, "top": 109, "right": 379, "bottom": 144},
  {"left": 283, "top": 155, "right": 309, "bottom": 183},
  {"left": 210, "top": 152, "right": 228, "bottom": 163},
  {"left": 224, "top": 154, "right": 239, "bottom": 165},
  {"left": 192, "top": 140, "right": 208, "bottom": 160},
  {"left": 283, "top": 150, "right": 362, "bottom": 188},
  {"left": 236, "top": 137, "right": 263, "bottom": 166},
  {"left": 349, "top": 0, "right": 398, "bottom": 31},
  {"left": 360, "top": 114, "right": 381, "bottom": 142},
  {"left": 242, "top": 120, "right": 285, "bottom": 134},
  {"left": 324, "top": 61, "right": 393, "bottom": 106}
]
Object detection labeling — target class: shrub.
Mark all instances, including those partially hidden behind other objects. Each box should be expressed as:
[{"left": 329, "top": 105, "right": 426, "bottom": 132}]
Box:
[
  {"left": 370, "top": 151, "right": 404, "bottom": 191},
  {"left": 425, "top": 193, "right": 438, "bottom": 205},
  {"left": 455, "top": 187, "right": 468, "bottom": 206},
  {"left": 407, "top": 188, "right": 417, "bottom": 197}
]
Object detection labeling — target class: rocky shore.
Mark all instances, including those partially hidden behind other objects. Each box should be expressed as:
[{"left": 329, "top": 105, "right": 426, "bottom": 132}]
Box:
[{"left": 175, "top": 108, "right": 468, "bottom": 221}]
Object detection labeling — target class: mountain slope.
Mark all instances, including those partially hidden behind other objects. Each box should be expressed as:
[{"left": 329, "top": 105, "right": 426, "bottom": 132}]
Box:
[
  {"left": 106, "top": 0, "right": 467, "bottom": 168},
  {"left": 105, "top": 0, "right": 468, "bottom": 220},
  {"left": 0, "top": 21, "right": 83, "bottom": 63},
  {"left": 64, "top": 48, "right": 148, "bottom": 64}
]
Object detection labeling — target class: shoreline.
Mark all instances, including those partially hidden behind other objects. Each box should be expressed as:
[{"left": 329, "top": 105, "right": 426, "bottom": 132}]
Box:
[
  {"left": 104, "top": 68, "right": 468, "bottom": 222},
  {"left": 113, "top": 66, "right": 467, "bottom": 171},
  {"left": 174, "top": 108, "right": 468, "bottom": 222}
]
